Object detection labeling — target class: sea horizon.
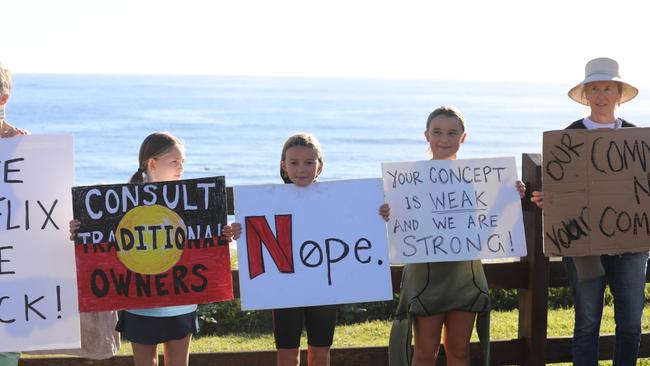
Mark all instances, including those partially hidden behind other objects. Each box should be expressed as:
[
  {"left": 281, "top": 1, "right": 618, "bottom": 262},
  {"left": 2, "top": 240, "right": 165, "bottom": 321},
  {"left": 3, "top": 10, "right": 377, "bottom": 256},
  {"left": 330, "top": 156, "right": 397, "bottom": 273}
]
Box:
[{"left": 7, "top": 74, "right": 650, "bottom": 186}]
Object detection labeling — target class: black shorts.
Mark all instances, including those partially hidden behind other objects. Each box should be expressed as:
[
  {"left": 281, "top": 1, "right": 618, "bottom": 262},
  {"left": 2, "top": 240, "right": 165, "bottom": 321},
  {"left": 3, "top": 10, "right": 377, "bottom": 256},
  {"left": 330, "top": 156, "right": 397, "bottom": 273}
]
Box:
[
  {"left": 115, "top": 311, "right": 199, "bottom": 345},
  {"left": 272, "top": 305, "right": 337, "bottom": 349}
]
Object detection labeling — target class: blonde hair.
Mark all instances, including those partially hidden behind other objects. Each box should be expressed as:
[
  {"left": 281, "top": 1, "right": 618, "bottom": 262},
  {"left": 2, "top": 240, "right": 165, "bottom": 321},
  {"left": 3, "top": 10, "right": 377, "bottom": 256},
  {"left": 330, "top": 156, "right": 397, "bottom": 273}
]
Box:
[
  {"left": 426, "top": 105, "right": 466, "bottom": 132},
  {"left": 280, "top": 133, "right": 324, "bottom": 184},
  {"left": 425, "top": 106, "right": 467, "bottom": 159},
  {"left": 0, "top": 63, "right": 12, "bottom": 96},
  {"left": 129, "top": 132, "right": 184, "bottom": 183}
]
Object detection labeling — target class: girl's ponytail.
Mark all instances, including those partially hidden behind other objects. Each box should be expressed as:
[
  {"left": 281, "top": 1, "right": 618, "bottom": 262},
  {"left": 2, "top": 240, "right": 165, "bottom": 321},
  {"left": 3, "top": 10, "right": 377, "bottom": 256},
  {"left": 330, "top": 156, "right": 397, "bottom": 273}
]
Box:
[
  {"left": 129, "top": 167, "right": 146, "bottom": 184},
  {"left": 130, "top": 132, "right": 183, "bottom": 184}
]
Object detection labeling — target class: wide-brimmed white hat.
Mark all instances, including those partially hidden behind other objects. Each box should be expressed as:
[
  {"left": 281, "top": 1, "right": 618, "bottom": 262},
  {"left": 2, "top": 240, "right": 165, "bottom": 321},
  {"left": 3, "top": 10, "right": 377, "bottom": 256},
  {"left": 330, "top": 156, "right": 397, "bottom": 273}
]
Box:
[{"left": 568, "top": 57, "right": 638, "bottom": 105}]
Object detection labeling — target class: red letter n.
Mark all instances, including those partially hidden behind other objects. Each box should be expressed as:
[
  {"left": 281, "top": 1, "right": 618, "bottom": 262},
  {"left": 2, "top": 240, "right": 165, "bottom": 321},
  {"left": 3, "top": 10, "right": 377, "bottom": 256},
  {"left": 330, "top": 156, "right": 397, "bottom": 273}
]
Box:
[{"left": 245, "top": 215, "right": 294, "bottom": 279}]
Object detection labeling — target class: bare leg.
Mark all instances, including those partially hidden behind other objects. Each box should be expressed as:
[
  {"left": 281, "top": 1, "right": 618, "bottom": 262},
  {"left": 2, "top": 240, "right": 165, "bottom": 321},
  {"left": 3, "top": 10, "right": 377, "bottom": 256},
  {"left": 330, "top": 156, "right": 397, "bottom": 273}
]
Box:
[
  {"left": 277, "top": 348, "right": 300, "bottom": 366},
  {"left": 162, "top": 334, "right": 192, "bottom": 366},
  {"left": 307, "top": 345, "right": 331, "bottom": 366},
  {"left": 131, "top": 342, "right": 159, "bottom": 366},
  {"left": 412, "top": 313, "right": 445, "bottom": 366},
  {"left": 442, "top": 311, "right": 476, "bottom": 366}
]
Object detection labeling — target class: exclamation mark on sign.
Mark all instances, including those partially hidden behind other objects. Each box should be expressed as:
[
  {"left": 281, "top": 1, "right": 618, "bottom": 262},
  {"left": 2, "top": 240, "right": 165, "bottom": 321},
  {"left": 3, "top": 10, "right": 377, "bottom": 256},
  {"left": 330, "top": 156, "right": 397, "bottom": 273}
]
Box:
[
  {"left": 508, "top": 231, "right": 514, "bottom": 252},
  {"left": 25, "top": 200, "right": 30, "bottom": 230},
  {"left": 56, "top": 286, "right": 62, "bottom": 319}
]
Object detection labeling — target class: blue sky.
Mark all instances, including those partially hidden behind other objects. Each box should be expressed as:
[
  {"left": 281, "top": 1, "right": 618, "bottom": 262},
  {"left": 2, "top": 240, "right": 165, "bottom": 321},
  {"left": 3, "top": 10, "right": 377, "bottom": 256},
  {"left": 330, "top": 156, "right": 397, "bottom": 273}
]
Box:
[{"left": 2, "top": 0, "right": 648, "bottom": 85}]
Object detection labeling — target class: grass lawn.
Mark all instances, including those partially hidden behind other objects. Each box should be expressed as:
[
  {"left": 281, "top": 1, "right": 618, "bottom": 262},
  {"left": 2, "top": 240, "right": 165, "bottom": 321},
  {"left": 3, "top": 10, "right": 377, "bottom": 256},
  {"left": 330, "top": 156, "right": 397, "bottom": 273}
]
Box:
[{"left": 105, "top": 305, "right": 650, "bottom": 365}]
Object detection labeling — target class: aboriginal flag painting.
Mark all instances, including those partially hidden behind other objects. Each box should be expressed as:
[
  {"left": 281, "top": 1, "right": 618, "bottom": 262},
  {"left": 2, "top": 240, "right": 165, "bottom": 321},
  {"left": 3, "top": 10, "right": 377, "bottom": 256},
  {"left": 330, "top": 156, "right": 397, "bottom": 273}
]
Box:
[{"left": 71, "top": 177, "right": 233, "bottom": 312}]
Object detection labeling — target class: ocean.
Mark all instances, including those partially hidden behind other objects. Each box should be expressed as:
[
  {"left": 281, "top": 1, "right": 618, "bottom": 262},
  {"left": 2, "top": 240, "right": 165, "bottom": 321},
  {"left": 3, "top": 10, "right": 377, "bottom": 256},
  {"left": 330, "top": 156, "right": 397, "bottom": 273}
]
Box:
[{"left": 8, "top": 74, "right": 650, "bottom": 186}]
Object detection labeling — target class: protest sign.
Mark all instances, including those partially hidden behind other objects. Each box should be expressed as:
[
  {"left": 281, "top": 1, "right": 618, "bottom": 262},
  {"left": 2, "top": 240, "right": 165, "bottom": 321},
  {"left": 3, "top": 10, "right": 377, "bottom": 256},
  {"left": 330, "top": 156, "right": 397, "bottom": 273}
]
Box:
[
  {"left": 234, "top": 179, "right": 392, "bottom": 311},
  {"left": 542, "top": 128, "right": 650, "bottom": 256},
  {"left": 382, "top": 157, "right": 526, "bottom": 264},
  {"left": 72, "top": 177, "right": 232, "bottom": 312},
  {"left": 0, "top": 135, "right": 80, "bottom": 352}
]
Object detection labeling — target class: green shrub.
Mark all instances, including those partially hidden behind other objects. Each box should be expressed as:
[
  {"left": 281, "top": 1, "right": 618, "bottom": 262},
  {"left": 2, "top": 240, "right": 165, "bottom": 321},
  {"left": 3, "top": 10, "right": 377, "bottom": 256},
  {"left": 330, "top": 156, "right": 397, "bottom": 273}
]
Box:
[
  {"left": 196, "top": 288, "right": 588, "bottom": 336},
  {"left": 489, "top": 289, "right": 519, "bottom": 311},
  {"left": 197, "top": 299, "right": 272, "bottom": 335},
  {"left": 197, "top": 298, "right": 397, "bottom": 336},
  {"left": 337, "top": 295, "right": 398, "bottom": 325},
  {"left": 197, "top": 281, "right": 650, "bottom": 336},
  {"left": 548, "top": 287, "right": 574, "bottom": 308}
]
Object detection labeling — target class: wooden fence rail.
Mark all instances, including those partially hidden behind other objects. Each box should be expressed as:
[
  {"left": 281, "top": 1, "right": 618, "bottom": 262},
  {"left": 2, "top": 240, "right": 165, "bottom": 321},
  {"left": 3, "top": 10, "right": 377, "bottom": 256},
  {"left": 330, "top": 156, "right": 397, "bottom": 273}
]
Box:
[{"left": 21, "top": 153, "right": 650, "bottom": 365}]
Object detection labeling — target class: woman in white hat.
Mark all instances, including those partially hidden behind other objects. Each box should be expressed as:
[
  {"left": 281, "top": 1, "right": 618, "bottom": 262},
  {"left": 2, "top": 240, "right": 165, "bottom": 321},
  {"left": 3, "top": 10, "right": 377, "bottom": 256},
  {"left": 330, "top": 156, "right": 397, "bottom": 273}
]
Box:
[{"left": 531, "top": 57, "right": 647, "bottom": 366}]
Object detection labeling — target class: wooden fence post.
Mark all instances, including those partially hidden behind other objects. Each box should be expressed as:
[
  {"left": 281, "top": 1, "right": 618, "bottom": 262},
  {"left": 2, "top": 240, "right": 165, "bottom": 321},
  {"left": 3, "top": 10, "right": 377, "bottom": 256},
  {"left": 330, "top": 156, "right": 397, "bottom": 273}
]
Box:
[{"left": 518, "top": 153, "right": 549, "bottom": 366}]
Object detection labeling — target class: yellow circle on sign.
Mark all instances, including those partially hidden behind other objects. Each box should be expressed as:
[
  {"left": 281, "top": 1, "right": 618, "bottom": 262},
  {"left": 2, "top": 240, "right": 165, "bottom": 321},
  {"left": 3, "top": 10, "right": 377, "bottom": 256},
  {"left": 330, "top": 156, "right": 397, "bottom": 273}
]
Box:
[{"left": 116, "top": 205, "right": 186, "bottom": 275}]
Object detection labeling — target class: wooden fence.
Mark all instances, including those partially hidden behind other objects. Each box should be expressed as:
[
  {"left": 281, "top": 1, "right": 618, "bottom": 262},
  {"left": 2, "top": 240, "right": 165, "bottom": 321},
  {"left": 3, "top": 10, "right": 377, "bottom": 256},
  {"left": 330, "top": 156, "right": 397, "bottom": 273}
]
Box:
[{"left": 21, "top": 153, "right": 650, "bottom": 365}]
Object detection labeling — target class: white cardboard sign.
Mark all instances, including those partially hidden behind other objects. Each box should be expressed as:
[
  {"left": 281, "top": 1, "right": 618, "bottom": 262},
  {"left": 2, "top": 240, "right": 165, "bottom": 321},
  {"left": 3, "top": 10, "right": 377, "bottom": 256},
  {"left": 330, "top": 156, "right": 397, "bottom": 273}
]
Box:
[
  {"left": 382, "top": 157, "right": 527, "bottom": 264},
  {"left": 0, "top": 135, "right": 81, "bottom": 352},
  {"left": 234, "top": 179, "right": 392, "bottom": 311}
]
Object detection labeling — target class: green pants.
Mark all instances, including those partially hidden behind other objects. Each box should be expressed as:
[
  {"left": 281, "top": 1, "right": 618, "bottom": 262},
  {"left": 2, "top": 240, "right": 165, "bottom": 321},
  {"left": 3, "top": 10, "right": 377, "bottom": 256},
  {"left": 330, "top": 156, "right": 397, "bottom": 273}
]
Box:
[{"left": 0, "top": 353, "right": 19, "bottom": 366}]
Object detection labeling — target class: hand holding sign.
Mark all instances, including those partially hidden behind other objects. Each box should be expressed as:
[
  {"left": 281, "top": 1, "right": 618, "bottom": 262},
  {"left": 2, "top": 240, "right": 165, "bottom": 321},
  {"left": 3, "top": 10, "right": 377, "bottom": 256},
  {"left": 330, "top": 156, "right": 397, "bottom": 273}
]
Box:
[
  {"left": 1, "top": 135, "right": 80, "bottom": 353},
  {"left": 382, "top": 157, "right": 527, "bottom": 264},
  {"left": 72, "top": 177, "right": 233, "bottom": 312},
  {"left": 542, "top": 128, "right": 650, "bottom": 256},
  {"left": 235, "top": 179, "right": 392, "bottom": 311}
]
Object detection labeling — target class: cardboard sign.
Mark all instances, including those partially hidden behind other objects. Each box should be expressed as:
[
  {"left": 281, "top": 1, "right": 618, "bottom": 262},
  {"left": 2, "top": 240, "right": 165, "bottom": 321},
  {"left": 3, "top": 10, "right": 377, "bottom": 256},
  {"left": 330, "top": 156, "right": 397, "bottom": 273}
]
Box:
[
  {"left": 234, "top": 179, "right": 392, "bottom": 311},
  {"left": 72, "top": 177, "right": 233, "bottom": 312},
  {"left": 382, "top": 157, "right": 527, "bottom": 264},
  {"left": 542, "top": 127, "right": 650, "bottom": 256},
  {"left": 0, "top": 135, "right": 81, "bottom": 352}
]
